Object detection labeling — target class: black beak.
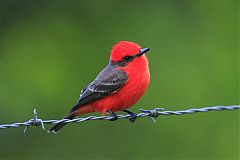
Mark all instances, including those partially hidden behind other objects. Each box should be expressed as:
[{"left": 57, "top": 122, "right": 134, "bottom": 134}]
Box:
[{"left": 139, "top": 48, "right": 150, "bottom": 56}]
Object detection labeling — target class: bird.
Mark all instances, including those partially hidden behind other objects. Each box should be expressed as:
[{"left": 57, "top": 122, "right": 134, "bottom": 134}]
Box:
[{"left": 48, "top": 41, "right": 150, "bottom": 133}]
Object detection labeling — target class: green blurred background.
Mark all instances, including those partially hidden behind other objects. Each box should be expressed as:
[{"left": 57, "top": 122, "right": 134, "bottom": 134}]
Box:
[{"left": 0, "top": 0, "right": 239, "bottom": 159}]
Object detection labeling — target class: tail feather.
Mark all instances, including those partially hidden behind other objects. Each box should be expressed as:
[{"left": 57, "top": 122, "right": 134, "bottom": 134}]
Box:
[{"left": 48, "top": 114, "right": 76, "bottom": 133}]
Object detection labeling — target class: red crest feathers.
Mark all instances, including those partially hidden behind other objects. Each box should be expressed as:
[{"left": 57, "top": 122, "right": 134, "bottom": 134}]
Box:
[{"left": 110, "top": 41, "right": 141, "bottom": 62}]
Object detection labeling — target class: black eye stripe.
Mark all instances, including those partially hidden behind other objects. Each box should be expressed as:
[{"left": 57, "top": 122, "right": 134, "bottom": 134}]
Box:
[
  {"left": 124, "top": 56, "right": 132, "bottom": 60},
  {"left": 123, "top": 55, "right": 134, "bottom": 62},
  {"left": 123, "top": 52, "right": 140, "bottom": 60},
  {"left": 110, "top": 52, "right": 140, "bottom": 67}
]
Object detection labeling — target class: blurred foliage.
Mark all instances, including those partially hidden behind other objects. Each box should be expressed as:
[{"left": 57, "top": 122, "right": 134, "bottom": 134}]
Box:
[{"left": 0, "top": 0, "right": 239, "bottom": 160}]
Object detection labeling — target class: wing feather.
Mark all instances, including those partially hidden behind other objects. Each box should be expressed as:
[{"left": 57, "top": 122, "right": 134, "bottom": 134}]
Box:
[{"left": 70, "top": 66, "right": 128, "bottom": 112}]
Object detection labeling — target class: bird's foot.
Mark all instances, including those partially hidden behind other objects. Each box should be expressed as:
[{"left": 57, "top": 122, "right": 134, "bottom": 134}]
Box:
[
  {"left": 107, "top": 110, "right": 118, "bottom": 121},
  {"left": 123, "top": 110, "right": 137, "bottom": 122}
]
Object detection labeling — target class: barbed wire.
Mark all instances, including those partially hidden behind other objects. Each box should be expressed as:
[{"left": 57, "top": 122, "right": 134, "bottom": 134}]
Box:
[{"left": 0, "top": 105, "right": 239, "bottom": 132}]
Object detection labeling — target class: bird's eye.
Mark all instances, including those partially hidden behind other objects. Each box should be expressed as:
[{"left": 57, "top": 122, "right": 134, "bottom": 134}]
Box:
[{"left": 124, "top": 56, "right": 131, "bottom": 61}]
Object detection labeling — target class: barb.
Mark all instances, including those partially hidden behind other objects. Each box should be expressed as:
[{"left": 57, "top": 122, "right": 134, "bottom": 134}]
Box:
[
  {"left": 0, "top": 105, "right": 239, "bottom": 131},
  {"left": 24, "top": 109, "right": 45, "bottom": 133}
]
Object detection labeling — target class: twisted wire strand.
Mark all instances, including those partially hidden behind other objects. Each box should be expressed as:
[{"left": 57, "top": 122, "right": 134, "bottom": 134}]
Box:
[{"left": 0, "top": 105, "right": 239, "bottom": 130}]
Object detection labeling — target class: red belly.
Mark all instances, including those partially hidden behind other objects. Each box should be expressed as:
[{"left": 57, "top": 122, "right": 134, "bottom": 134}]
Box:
[{"left": 92, "top": 67, "right": 150, "bottom": 113}]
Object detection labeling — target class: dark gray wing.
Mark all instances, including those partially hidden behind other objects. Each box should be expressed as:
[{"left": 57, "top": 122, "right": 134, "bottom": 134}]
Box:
[{"left": 70, "top": 66, "right": 128, "bottom": 112}]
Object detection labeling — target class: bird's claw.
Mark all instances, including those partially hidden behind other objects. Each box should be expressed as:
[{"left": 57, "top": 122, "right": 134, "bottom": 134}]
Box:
[
  {"left": 109, "top": 114, "right": 118, "bottom": 121},
  {"left": 128, "top": 112, "right": 137, "bottom": 122},
  {"left": 123, "top": 110, "right": 137, "bottom": 122},
  {"left": 107, "top": 110, "right": 118, "bottom": 121}
]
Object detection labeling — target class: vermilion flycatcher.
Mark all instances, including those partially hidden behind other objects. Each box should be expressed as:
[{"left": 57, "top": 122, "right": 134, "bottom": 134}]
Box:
[{"left": 49, "top": 41, "right": 150, "bottom": 132}]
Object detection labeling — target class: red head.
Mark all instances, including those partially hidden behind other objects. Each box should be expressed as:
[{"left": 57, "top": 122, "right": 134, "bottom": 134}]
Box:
[{"left": 110, "top": 41, "right": 150, "bottom": 69}]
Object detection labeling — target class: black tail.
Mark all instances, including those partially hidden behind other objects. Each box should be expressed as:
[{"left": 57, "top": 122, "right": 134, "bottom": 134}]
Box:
[{"left": 48, "top": 114, "right": 76, "bottom": 133}]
